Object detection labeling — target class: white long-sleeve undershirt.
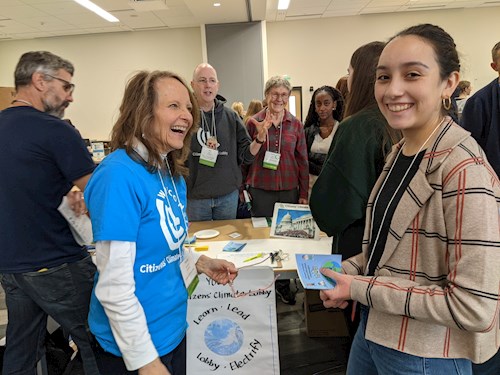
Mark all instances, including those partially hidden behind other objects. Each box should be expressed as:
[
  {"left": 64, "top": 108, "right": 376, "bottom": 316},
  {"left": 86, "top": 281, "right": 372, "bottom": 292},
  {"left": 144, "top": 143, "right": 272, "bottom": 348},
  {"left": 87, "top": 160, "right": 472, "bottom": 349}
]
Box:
[{"left": 94, "top": 241, "right": 202, "bottom": 370}]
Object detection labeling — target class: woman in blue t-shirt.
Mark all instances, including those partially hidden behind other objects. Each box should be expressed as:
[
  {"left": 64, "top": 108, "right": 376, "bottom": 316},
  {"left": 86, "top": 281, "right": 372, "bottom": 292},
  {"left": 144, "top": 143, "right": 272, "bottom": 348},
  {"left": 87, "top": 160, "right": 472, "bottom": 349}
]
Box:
[{"left": 85, "top": 70, "right": 238, "bottom": 375}]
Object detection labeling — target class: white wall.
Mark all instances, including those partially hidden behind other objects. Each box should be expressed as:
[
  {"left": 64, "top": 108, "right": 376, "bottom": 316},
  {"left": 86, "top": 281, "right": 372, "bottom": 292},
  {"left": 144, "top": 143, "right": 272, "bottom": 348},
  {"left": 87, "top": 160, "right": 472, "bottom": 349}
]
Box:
[
  {"left": 0, "top": 28, "right": 202, "bottom": 140},
  {"left": 266, "top": 7, "right": 499, "bottom": 119},
  {"left": 0, "top": 7, "right": 498, "bottom": 137}
]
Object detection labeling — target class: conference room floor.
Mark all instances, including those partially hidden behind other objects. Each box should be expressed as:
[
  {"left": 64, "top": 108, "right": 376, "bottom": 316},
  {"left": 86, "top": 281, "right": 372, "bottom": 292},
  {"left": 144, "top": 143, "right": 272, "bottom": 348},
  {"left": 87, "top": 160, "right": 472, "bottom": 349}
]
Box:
[
  {"left": 0, "top": 285, "right": 349, "bottom": 374},
  {"left": 277, "top": 285, "right": 349, "bottom": 375}
]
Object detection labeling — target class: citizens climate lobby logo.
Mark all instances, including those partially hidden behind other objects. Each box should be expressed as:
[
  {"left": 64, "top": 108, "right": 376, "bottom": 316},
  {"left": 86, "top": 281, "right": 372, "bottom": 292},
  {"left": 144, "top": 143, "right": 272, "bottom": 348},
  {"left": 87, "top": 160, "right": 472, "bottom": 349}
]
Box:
[{"left": 156, "top": 188, "right": 185, "bottom": 249}]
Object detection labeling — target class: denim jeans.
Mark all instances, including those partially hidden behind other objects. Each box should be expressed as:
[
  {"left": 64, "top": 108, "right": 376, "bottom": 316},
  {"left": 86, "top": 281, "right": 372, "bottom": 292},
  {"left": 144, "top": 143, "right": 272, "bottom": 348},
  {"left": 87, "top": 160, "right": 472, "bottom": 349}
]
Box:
[
  {"left": 347, "top": 306, "right": 472, "bottom": 375},
  {"left": 94, "top": 336, "right": 186, "bottom": 374},
  {"left": 0, "top": 256, "right": 99, "bottom": 375},
  {"left": 187, "top": 189, "right": 238, "bottom": 221}
]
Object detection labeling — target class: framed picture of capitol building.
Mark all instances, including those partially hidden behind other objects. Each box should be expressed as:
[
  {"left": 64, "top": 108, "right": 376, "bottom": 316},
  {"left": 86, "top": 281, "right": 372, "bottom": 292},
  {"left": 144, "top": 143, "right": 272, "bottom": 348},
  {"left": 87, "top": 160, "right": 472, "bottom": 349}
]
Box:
[{"left": 270, "top": 203, "right": 320, "bottom": 240}]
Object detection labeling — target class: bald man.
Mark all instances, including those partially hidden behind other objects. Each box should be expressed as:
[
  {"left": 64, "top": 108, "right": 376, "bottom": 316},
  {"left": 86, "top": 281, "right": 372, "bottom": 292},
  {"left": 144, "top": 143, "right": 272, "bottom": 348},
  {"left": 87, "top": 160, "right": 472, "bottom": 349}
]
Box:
[{"left": 186, "top": 63, "right": 267, "bottom": 221}]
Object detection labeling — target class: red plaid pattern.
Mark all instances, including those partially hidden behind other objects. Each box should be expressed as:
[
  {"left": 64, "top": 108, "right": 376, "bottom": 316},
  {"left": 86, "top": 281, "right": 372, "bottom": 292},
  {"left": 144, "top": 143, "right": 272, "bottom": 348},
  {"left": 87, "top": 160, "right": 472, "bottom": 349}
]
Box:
[{"left": 245, "top": 109, "right": 309, "bottom": 199}]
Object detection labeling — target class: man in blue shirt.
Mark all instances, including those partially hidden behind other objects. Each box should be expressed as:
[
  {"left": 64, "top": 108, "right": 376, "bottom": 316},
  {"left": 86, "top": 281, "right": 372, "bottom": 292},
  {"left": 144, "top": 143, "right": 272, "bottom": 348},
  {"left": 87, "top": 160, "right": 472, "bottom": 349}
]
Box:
[
  {"left": 461, "top": 42, "right": 500, "bottom": 176},
  {"left": 0, "top": 51, "right": 98, "bottom": 374},
  {"left": 461, "top": 41, "right": 500, "bottom": 375}
]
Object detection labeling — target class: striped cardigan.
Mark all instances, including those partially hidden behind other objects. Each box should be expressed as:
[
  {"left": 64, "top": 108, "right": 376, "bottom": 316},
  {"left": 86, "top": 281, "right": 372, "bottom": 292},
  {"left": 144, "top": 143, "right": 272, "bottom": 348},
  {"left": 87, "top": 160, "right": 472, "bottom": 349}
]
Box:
[{"left": 343, "top": 119, "right": 500, "bottom": 363}]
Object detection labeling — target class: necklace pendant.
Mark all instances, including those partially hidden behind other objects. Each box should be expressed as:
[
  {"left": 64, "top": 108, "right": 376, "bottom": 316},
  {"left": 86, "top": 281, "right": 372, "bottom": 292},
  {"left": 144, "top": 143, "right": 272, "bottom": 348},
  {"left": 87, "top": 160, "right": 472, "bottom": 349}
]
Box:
[{"left": 206, "top": 136, "right": 218, "bottom": 149}]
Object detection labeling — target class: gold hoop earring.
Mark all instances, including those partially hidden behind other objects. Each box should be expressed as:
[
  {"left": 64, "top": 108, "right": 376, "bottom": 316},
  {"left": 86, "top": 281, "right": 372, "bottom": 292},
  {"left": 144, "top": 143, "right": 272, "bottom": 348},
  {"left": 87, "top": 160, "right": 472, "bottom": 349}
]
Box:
[{"left": 442, "top": 97, "right": 451, "bottom": 111}]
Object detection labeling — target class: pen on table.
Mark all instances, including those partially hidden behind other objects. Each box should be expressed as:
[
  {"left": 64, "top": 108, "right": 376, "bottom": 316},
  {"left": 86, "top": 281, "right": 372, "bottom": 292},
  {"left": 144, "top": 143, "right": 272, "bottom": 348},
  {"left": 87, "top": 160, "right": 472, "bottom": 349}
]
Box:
[
  {"left": 243, "top": 253, "right": 263, "bottom": 262},
  {"left": 194, "top": 245, "right": 209, "bottom": 251}
]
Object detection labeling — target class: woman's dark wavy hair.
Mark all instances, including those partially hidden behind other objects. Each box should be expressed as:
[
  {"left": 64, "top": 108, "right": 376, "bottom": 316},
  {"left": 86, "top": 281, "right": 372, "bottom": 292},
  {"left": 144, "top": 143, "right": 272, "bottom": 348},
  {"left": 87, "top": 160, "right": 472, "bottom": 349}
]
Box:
[
  {"left": 344, "top": 41, "right": 385, "bottom": 118},
  {"left": 345, "top": 41, "right": 402, "bottom": 152},
  {"left": 304, "top": 86, "right": 344, "bottom": 128},
  {"left": 391, "top": 24, "right": 460, "bottom": 118},
  {"left": 110, "top": 70, "right": 199, "bottom": 177}
]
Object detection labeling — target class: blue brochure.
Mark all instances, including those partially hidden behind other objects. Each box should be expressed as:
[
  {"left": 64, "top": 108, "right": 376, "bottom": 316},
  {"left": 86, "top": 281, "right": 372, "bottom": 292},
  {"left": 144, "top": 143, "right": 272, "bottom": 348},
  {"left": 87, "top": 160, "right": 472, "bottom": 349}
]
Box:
[
  {"left": 295, "top": 254, "right": 343, "bottom": 290},
  {"left": 222, "top": 241, "right": 247, "bottom": 252}
]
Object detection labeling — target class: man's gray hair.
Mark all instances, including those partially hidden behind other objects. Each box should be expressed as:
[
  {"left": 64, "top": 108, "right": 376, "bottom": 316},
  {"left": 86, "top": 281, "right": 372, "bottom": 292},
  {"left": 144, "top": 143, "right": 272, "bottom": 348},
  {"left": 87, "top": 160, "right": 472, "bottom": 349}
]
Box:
[
  {"left": 264, "top": 75, "right": 292, "bottom": 96},
  {"left": 14, "top": 51, "right": 74, "bottom": 89},
  {"left": 492, "top": 41, "right": 500, "bottom": 62}
]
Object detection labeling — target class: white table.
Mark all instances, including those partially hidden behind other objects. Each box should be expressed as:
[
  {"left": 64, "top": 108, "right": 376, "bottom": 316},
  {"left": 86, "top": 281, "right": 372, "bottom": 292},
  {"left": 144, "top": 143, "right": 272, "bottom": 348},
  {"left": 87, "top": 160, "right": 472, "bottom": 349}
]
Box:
[{"left": 189, "top": 219, "right": 332, "bottom": 279}]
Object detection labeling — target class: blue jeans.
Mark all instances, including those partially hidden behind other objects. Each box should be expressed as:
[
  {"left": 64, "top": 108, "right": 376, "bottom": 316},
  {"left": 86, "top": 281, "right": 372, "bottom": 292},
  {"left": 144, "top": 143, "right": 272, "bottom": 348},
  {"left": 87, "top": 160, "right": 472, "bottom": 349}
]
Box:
[
  {"left": 347, "top": 306, "right": 472, "bottom": 375},
  {"left": 0, "top": 256, "right": 99, "bottom": 375},
  {"left": 187, "top": 189, "right": 238, "bottom": 221}
]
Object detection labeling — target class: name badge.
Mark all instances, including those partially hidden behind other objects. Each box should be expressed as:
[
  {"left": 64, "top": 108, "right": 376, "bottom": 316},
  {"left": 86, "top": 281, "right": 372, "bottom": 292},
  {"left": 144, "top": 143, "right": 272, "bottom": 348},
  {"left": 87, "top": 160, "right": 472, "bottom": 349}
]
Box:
[
  {"left": 180, "top": 250, "right": 199, "bottom": 297},
  {"left": 263, "top": 151, "right": 280, "bottom": 170},
  {"left": 199, "top": 146, "right": 218, "bottom": 167}
]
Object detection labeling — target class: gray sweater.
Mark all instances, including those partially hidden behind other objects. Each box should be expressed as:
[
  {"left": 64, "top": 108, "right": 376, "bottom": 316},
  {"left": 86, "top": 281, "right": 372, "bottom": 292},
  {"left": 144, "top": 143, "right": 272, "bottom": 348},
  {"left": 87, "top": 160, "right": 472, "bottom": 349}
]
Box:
[{"left": 187, "top": 97, "right": 254, "bottom": 199}]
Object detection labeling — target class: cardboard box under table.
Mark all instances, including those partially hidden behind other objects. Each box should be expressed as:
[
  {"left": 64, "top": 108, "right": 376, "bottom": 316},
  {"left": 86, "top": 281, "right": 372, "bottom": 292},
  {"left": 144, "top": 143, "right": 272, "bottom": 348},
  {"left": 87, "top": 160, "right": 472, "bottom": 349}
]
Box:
[{"left": 304, "top": 289, "right": 349, "bottom": 337}]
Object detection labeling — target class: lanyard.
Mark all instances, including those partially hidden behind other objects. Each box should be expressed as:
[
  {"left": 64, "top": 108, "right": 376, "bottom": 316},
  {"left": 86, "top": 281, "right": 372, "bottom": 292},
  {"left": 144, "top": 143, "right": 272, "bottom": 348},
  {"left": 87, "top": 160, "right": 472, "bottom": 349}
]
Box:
[
  {"left": 200, "top": 106, "right": 217, "bottom": 144},
  {"left": 365, "top": 118, "right": 445, "bottom": 275},
  {"left": 266, "top": 114, "right": 283, "bottom": 154}
]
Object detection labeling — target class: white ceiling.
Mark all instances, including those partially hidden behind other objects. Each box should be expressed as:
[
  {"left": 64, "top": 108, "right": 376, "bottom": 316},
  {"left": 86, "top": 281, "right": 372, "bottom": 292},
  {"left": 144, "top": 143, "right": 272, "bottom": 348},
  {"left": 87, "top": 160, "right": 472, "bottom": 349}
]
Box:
[{"left": 0, "top": 0, "right": 499, "bottom": 41}]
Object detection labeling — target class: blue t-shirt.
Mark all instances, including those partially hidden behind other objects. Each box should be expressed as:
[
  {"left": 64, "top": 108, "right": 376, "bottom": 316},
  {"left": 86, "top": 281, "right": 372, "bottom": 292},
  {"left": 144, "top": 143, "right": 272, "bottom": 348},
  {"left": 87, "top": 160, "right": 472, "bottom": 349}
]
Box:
[
  {"left": 0, "top": 106, "right": 95, "bottom": 273},
  {"left": 85, "top": 149, "right": 189, "bottom": 357}
]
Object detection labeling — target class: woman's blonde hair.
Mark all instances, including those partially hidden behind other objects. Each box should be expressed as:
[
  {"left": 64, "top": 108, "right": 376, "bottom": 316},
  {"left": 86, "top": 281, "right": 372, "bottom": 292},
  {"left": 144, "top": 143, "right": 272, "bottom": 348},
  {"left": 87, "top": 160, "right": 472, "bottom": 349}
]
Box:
[
  {"left": 231, "top": 101, "right": 245, "bottom": 117},
  {"left": 244, "top": 99, "right": 263, "bottom": 125},
  {"left": 111, "top": 70, "right": 199, "bottom": 177}
]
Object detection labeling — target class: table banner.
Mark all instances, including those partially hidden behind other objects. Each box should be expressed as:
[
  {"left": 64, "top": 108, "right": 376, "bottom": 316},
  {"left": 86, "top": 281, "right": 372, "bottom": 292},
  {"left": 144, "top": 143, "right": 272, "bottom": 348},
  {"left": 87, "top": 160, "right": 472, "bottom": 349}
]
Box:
[{"left": 186, "top": 267, "right": 280, "bottom": 374}]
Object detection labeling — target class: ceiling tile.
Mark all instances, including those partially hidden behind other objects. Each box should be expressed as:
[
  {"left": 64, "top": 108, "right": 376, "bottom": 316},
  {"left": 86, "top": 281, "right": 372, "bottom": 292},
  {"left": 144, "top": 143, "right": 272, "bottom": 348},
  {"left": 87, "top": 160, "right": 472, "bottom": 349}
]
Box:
[
  {"left": 0, "top": 5, "right": 50, "bottom": 19},
  {"left": 0, "top": 19, "right": 38, "bottom": 33},
  {"left": 0, "top": 0, "right": 498, "bottom": 41},
  {"left": 16, "top": 16, "right": 74, "bottom": 31},
  {"left": 113, "top": 10, "right": 165, "bottom": 28}
]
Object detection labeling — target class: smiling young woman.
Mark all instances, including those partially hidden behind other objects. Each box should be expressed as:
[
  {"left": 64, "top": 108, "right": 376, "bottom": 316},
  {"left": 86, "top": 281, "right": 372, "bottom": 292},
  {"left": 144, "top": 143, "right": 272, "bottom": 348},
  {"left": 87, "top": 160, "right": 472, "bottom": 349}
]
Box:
[
  {"left": 319, "top": 24, "right": 500, "bottom": 375},
  {"left": 374, "top": 32, "right": 459, "bottom": 155}
]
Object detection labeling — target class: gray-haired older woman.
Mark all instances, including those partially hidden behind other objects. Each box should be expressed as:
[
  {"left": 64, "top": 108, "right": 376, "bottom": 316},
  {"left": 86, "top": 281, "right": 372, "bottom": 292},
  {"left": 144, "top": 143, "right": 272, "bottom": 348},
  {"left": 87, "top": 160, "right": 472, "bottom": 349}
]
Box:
[{"left": 243, "top": 76, "right": 309, "bottom": 305}]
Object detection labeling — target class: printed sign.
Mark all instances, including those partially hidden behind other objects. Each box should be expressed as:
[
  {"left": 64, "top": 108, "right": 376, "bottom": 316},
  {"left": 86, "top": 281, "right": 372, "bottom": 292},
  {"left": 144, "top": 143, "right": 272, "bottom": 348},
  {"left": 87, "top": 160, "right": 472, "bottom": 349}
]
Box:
[{"left": 187, "top": 267, "right": 279, "bottom": 374}]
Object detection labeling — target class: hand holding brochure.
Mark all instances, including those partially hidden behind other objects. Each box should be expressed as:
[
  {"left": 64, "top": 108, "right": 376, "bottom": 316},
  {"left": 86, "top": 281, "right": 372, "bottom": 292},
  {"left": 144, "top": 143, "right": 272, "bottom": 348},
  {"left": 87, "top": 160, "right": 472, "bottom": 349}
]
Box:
[
  {"left": 58, "top": 196, "right": 93, "bottom": 246},
  {"left": 295, "top": 254, "right": 342, "bottom": 290}
]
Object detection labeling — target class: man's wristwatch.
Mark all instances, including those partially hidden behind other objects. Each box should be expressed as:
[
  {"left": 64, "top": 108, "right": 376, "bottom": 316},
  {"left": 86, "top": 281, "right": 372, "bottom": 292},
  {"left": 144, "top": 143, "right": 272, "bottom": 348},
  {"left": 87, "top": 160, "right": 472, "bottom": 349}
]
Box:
[{"left": 255, "top": 137, "right": 265, "bottom": 144}]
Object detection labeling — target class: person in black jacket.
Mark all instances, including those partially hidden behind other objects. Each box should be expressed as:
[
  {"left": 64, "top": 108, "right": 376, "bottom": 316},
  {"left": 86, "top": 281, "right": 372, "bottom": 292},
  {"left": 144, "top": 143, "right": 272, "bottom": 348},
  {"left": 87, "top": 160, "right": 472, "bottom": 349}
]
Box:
[{"left": 461, "top": 41, "right": 500, "bottom": 177}]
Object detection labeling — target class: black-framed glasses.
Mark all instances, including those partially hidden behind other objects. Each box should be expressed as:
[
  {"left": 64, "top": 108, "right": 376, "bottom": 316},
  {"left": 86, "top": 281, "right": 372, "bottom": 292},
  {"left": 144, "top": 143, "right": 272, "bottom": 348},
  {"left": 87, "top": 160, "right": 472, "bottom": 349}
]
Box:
[{"left": 45, "top": 73, "right": 75, "bottom": 94}]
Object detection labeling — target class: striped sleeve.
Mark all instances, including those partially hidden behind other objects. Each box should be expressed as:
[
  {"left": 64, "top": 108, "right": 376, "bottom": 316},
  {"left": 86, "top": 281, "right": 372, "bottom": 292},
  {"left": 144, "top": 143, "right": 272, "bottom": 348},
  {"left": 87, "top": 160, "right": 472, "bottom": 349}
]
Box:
[{"left": 350, "top": 162, "right": 500, "bottom": 332}]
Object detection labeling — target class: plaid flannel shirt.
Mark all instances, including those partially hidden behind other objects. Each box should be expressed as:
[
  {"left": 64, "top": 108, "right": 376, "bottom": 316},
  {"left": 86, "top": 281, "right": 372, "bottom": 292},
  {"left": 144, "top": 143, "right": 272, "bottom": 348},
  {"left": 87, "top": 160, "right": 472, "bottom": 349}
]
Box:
[{"left": 245, "top": 109, "right": 309, "bottom": 200}]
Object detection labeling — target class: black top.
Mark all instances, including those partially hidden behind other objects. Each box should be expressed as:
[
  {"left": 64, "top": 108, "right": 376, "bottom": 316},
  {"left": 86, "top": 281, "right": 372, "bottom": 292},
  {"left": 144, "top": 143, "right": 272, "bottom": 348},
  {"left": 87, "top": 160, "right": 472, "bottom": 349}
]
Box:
[
  {"left": 367, "top": 149, "right": 426, "bottom": 276},
  {"left": 0, "top": 106, "right": 95, "bottom": 272}
]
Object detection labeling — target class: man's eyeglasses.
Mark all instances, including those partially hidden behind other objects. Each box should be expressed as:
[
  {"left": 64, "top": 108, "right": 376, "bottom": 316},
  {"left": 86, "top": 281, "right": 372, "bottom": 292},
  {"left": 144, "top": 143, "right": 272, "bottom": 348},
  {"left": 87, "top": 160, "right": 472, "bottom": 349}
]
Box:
[
  {"left": 270, "top": 93, "right": 289, "bottom": 100},
  {"left": 45, "top": 74, "right": 75, "bottom": 94},
  {"left": 196, "top": 78, "right": 218, "bottom": 85}
]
